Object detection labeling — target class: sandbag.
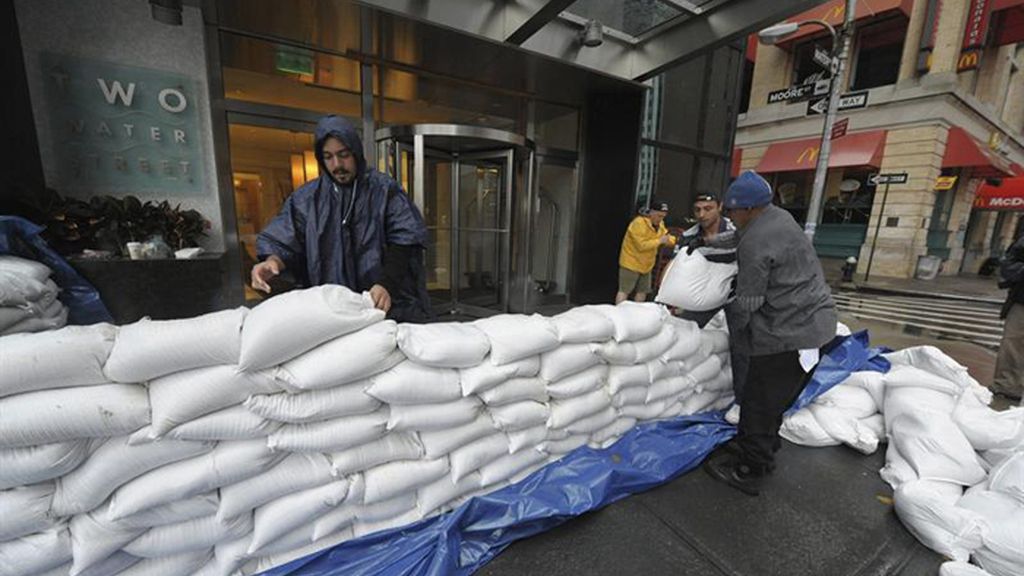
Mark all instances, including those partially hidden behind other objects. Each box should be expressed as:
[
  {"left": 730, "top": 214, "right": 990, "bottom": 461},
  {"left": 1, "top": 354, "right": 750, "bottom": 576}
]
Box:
[
  {"left": 564, "top": 407, "right": 617, "bottom": 436},
  {"left": 507, "top": 424, "right": 548, "bottom": 454},
  {"left": 459, "top": 358, "right": 537, "bottom": 399},
  {"left": 419, "top": 416, "right": 496, "bottom": 459},
  {"left": 597, "top": 302, "right": 665, "bottom": 342},
  {"left": 352, "top": 508, "right": 423, "bottom": 539},
  {"left": 396, "top": 322, "right": 489, "bottom": 368},
  {"left": 700, "top": 329, "right": 730, "bottom": 355},
  {"left": 417, "top": 472, "right": 481, "bottom": 516},
  {"left": 591, "top": 339, "right": 638, "bottom": 365},
  {"left": 0, "top": 324, "right": 115, "bottom": 398},
  {"left": 939, "top": 561, "right": 996, "bottom": 576},
  {"left": 478, "top": 448, "right": 546, "bottom": 487},
  {"left": 52, "top": 436, "right": 212, "bottom": 517},
  {"left": 647, "top": 359, "right": 683, "bottom": 385},
  {"left": 449, "top": 433, "right": 510, "bottom": 482},
  {"left": 248, "top": 479, "right": 350, "bottom": 555},
  {"left": 363, "top": 458, "right": 449, "bottom": 504},
  {"left": 387, "top": 398, "right": 481, "bottom": 432},
  {"left": 68, "top": 504, "right": 145, "bottom": 574},
  {"left": 117, "top": 492, "right": 220, "bottom": 529},
  {"left": 662, "top": 318, "right": 702, "bottom": 362},
  {"left": 244, "top": 381, "right": 381, "bottom": 424},
  {"left": 488, "top": 401, "right": 550, "bottom": 432},
  {"left": 891, "top": 409, "right": 987, "bottom": 485},
  {"left": 115, "top": 549, "right": 211, "bottom": 576},
  {"left": 0, "top": 384, "right": 149, "bottom": 448},
  {"left": 148, "top": 366, "right": 280, "bottom": 437},
  {"left": 815, "top": 383, "right": 878, "bottom": 418},
  {"left": 679, "top": 389, "right": 720, "bottom": 415},
  {"left": 883, "top": 385, "right": 957, "bottom": 434},
  {"left": 612, "top": 386, "right": 648, "bottom": 409},
  {"left": 0, "top": 528, "right": 72, "bottom": 576},
  {"left": 606, "top": 364, "right": 651, "bottom": 395},
  {"left": 473, "top": 314, "right": 560, "bottom": 365},
  {"left": 590, "top": 416, "right": 637, "bottom": 448},
  {"left": 0, "top": 483, "right": 56, "bottom": 542},
  {"left": 842, "top": 371, "right": 887, "bottom": 409},
  {"left": 688, "top": 354, "right": 723, "bottom": 386},
  {"left": 619, "top": 399, "right": 669, "bottom": 421},
  {"left": 807, "top": 404, "right": 880, "bottom": 455},
  {"left": 267, "top": 409, "right": 389, "bottom": 453},
  {"left": 884, "top": 365, "right": 962, "bottom": 396},
  {"left": 987, "top": 452, "right": 1024, "bottom": 504},
  {"left": 0, "top": 441, "right": 91, "bottom": 490},
  {"left": 885, "top": 346, "right": 978, "bottom": 390},
  {"left": 880, "top": 442, "right": 919, "bottom": 489},
  {"left": 274, "top": 321, "right": 400, "bottom": 391},
  {"left": 550, "top": 307, "right": 615, "bottom": 344},
  {"left": 479, "top": 377, "right": 549, "bottom": 406},
  {"left": 311, "top": 476, "right": 367, "bottom": 540},
  {"left": 218, "top": 453, "right": 335, "bottom": 521},
  {"left": 633, "top": 324, "right": 676, "bottom": 363},
  {"left": 647, "top": 375, "right": 695, "bottom": 404},
  {"left": 956, "top": 488, "right": 1024, "bottom": 571},
  {"left": 894, "top": 479, "right": 981, "bottom": 562},
  {"left": 541, "top": 434, "right": 589, "bottom": 455},
  {"left": 546, "top": 365, "right": 606, "bottom": 400},
  {"left": 548, "top": 388, "right": 611, "bottom": 429},
  {"left": 160, "top": 405, "right": 280, "bottom": 441},
  {"left": 952, "top": 392, "right": 1024, "bottom": 452},
  {"left": 655, "top": 249, "right": 736, "bottom": 312},
  {"left": 329, "top": 433, "right": 424, "bottom": 476},
  {"left": 103, "top": 308, "right": 247, "bottom": 383},
  {"left": 124, "top": 513, "right": 251, "bottom": 558},
  {"left": 365, "top": 361, "right": 461, "bottom": 405},
  {"left": 0, "top": 255, "right": 51, "bottom": 282},
  {"left": 538, "top": 343, "right": 601, "bottom": 383},
  {"left": 238, "top": 285, "right": 384, "bottom": 371}
]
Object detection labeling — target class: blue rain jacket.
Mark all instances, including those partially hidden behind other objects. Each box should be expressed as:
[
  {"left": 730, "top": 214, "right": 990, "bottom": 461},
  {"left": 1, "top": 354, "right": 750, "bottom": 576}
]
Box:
[{"left": 257, "top": 116, "right": 430, "bottom": 321}]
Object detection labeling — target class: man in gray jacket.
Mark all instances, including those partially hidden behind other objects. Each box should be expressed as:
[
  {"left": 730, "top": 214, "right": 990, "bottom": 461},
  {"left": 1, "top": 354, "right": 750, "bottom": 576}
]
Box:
[{"left": 704, "top": 171, "right": 837, "bottom": 496}]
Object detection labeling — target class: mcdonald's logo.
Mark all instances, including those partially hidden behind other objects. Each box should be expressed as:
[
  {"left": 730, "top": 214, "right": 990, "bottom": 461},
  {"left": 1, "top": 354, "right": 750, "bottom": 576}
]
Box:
[
  {"left": 797, "top": 146, "right": 819, "bottom": 164},
  {"left": 825, "top": 4, "right": 845, "bottom": 22},
  {"left": 957, "top": 51, "right": 980, "bottom": 71}
]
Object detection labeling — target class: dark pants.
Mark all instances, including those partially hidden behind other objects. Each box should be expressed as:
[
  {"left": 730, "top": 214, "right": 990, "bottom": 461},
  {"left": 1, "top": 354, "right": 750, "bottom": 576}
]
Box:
[{"left": 735, "top": 350, "right": 810, "bottom": 473}]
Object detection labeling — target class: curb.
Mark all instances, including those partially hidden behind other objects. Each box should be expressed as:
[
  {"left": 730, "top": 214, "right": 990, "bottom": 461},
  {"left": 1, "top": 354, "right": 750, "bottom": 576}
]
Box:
[{"left": 851, "top": 283, "right": 1004, "bottom": 306}]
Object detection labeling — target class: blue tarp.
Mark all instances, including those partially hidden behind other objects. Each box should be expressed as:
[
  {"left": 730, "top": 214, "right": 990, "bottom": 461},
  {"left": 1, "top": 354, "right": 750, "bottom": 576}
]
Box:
[
  {"left": 262, "top": 330, "right": 888, "bottom": 576},
  {"left": 0, "top": 216, "right": 112, "bottom": 325}
]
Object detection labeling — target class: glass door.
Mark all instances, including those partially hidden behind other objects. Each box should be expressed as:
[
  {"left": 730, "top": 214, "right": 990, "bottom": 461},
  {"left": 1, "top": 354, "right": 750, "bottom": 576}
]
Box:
[
  {"left": 530, "top": 157, "right": 578, "bottom": 308},
  {"left": 455, "top": 151, "right": 513, "bottom": 314}
]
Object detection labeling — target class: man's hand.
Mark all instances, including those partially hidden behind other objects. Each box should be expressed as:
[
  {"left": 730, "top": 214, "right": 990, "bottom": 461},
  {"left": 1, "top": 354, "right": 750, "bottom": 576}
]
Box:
[
  {"left": 369, "top": 284, "right": 392, "bottom": 313},
  {"left": 659, "top": 234, "right": 671, "bottom": 246},
  {"left": 251, "top": 256, "right": 284, "bottom": 294}
]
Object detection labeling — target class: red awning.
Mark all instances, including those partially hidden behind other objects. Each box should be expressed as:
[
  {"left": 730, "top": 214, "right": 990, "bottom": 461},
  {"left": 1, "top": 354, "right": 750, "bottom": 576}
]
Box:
[
  {"left": 1011, "top": 162, "right": 1024, "bottom": 176},
  {"left": 992, "top": 1, "right": 1024, "bottom": 45},
  {"left": 778, "top": 0, "right": 913, "bottom": 47},
  {"left": 942, "top": 127, "right": 1014, "bottom": 177},
  {"left": 974, "top": 176, "right": 1024, "bottom": 210},
  {"left": 756, "top": 130, "right": 887, "bottom": 173},
  {"left": 731, "top": 148, "right": 743, "bottom": 178}
]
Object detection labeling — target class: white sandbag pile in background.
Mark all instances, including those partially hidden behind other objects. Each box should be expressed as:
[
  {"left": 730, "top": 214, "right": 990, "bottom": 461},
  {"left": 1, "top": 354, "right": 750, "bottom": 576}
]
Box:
[
  {"left": 0, "top": 289, "right": 740, "bottom": 576},
  {"left": 0, "top": 255, "right": 68, "bottom": 336}
]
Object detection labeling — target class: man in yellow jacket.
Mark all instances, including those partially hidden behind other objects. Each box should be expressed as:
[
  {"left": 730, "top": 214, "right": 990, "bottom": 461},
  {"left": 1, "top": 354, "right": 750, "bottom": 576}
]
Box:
[{"left": 616, "top": 200, "right": 676, "bottom": 303}]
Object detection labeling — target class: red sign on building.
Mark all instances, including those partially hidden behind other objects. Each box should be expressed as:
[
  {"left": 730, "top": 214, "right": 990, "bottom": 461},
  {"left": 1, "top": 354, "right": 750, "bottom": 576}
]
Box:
[{"left": 958, "top": 0, "right": 994, "bottom": 71}]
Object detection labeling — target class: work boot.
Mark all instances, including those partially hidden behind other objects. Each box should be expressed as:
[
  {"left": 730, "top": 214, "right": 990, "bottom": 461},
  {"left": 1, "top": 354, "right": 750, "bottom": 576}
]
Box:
[
  {"left": 716, "top": 440, "right": 774, "bottom": 474},
  {"left": 703, "top": 455, "right": 763, "bottom": 496}
]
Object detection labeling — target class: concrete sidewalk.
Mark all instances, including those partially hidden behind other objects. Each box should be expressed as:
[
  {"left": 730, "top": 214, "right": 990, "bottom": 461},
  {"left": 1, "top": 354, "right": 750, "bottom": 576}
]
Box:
[{"left": 855, "top": 273, "right": 1006, "bottom": 305}]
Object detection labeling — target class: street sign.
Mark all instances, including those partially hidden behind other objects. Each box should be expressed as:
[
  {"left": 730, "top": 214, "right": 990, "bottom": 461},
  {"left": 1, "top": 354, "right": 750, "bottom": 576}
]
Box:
[
  {"left": 767, "top": 84, "right": 816, "bottom": 104},
  {"left": 868, "top": 172, "right": 909, "bottom": 186},
  {"left": 814, "top": 79, "right": 831, "bottom": 96},
  {"left": 807, "top": 97, "right": 829, "bottom": 115},
  {"left": 831, "top": 117, "right": 849, "bottom": 140},
  {"left": 813, "top": 45, "right": 832, "bottom": 70},
  {"left": 806, "top": 90, "right": 871, "bottom": 116},
  {"left": 935, "top": 175, "right": 958, "bottom": 190}
]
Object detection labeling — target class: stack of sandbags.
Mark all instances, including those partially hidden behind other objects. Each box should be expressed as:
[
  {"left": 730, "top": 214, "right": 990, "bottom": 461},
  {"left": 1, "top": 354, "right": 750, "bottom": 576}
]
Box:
[{"left": 0, "top": 255, "right": 67, "bottom": 335}]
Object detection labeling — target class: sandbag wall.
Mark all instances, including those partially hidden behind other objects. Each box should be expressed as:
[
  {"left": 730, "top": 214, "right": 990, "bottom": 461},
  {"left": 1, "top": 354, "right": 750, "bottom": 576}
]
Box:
[
  {"left": 779, "top": 346, "right": 1024, "bottom": 576},
  {"left": 0, "top": 286, "right": 733, "bottom": 576}
]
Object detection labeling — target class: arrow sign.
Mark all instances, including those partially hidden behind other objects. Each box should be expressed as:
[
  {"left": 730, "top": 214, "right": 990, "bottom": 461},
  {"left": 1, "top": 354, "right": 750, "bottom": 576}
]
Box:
[
  {"left": 806, "top": 91, "right": 871, "bottom": 116},
  {"left": 868, "top": 172, "right": 909, "bottom": 186},
  {"left": 807, "top": 97, "right": 829, "bottom": 115}
]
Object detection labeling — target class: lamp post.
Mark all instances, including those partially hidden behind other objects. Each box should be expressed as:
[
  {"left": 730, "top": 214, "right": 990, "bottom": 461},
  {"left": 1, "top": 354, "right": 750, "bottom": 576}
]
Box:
[{"left": 758, "top": 0, "right": 857, "bottom": 242}]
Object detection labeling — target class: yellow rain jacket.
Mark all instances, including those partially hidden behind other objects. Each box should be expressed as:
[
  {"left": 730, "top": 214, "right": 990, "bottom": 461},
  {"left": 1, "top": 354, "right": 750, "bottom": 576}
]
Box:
[{"left": 619, "top": 215, "right": 675, "bottom": 273}]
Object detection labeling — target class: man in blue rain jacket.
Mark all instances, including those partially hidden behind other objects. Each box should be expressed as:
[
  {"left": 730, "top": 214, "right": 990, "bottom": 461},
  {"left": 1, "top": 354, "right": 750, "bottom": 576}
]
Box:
[{"left": 253, "top": 115, "right": 430, "bottom": 322}]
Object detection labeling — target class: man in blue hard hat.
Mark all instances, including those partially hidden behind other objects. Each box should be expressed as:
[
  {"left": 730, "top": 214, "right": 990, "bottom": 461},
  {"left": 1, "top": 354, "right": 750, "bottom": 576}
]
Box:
[{"left": 703, "top": 170, "right": 837, "bottom": 496}]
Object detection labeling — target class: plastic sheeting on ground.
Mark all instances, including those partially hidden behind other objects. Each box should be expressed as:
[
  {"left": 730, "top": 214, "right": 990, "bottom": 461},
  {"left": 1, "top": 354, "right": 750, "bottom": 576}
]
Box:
[{"left": 260, "top": 331, "right": 885, "bottom": 576}]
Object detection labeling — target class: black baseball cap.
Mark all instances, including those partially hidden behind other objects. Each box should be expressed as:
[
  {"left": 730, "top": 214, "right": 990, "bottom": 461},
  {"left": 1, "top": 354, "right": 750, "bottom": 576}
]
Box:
[
  {"left": 649, "top": 199, "right": 670, "bottom": 212},
  {"left": 693, "top": 193, "right": 719, "bottom": 203}
]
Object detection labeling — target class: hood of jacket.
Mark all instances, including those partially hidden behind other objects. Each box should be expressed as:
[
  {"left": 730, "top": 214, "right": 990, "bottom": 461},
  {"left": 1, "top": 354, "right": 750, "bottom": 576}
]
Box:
[{"left": 314, "top": 115, "right": 367, "bottom": 183}]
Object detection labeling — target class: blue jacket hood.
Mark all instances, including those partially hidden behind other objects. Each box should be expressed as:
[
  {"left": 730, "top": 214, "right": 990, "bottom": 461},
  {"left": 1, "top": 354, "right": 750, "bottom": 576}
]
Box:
[{"left": 314, "top": 115, "right": 368, "bottom": 181}]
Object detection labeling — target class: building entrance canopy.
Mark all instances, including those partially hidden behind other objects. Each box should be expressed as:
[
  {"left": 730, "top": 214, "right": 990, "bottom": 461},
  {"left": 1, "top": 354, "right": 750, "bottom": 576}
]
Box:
[
  {"left": 942, "top": 127, "right": 1015, "bottom": 178},
  {"left": 754, "top": 130, "right": 886, "bottom": 173}
]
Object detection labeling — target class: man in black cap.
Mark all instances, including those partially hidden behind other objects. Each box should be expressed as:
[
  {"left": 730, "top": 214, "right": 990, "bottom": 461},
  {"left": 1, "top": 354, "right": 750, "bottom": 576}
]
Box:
[{"left": 616, "top": 200, "right": 676, "bottom": 304}]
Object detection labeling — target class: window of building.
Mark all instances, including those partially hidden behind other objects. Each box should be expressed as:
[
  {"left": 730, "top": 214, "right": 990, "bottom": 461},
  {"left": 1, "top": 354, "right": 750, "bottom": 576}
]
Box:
[
  {"left": 850, "top": 17, "right": 905, "bottom": 91},
  {"left": 822, "top": 170, "right": 875, "bottom": 225},
  {"left": 792, "top": 37, "right": 833, "bottom": 87},
  {"left": 771, "top": 171, "right": 814, "bottom": 224}
]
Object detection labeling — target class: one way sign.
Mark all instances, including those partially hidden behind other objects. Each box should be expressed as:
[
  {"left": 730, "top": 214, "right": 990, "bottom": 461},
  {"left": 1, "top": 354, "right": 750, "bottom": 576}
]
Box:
[
  {"left": 806, "top": 90, "right": 870, "bottom": 116},
  {"left": 868, "top": 172, "right": 909, "bottom": 186}
]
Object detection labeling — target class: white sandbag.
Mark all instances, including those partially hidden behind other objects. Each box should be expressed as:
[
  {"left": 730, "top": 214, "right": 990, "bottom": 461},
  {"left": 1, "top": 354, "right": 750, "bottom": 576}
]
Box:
[
  {"left": 883, "top": 385, "right": 957, "bottom": 433},
  {"left": 419, "top": 416, "right": 496, "bottom": 459},
  {"left": 0, "top": 484, "right": 56, "bottom": 542},
  {"left": 655, "top": 249, "right": 737, "bottom": 311},
  {"left": 396, "top": 322, "right": 489, "bottom": 368},
  {"left": 162, "top": 405, "right": 280, "bottom": 441},
  {"left": 647, "top": 359, "right": 683, "bottom": 384},
  {"left": 0, "top": 301, "right": 67, "bottom": 336},
  {"left": 647, "top": 375, "right": 695, "bottom": 404},
  {"left": 103, "top": 308, "right": 247, "bottom": 383},
  {"left": 724, "top": 404, "right": 741, "bottom": 425},
  {"left": 0, "top": 441, "right": 90, "bottom": 490},
  {"left": 489, "top": 401, "right": 550, "bottom": 432},
  {"left": 590, "top": 416, "right": 637, "bottom": 448},
  {"left": 538, "top": 343, "right": 601, "bottom": 383},
  {"left": 700, "top": 329, "right": 730, "bottom": 354},
  {"left": 807, "top": 404, "right": 880, "bottom": 455},
  {"left": 148, "top": 366, "right": 280, "bottom": 437},
  {"left": 268, "top": 409, "right": 389, "bottom": 453},
  {"left": 0, "top": 324, "right": 115, "bottom": 398},
  {"left": 885, "top": 346, "right": 978, "bottom": 389},
  {"left": 245, "top": 380, "right": 382, "bottom": 425},
  {"left": 679, "top": 389, "right": 720, "bottom": 415},
  {"left": 781, "top": 408, "right": 841, "bottom": 447},
  {"left": 352, "top": 507, "right": 423, "bottom": 539},
  {"left": 612, "top": 386, "right": 649, "bottom": 409},
  {"left": 662, "top": 318, "right": 702, "bottom": 362},
  {"left": 70, "top": 514, "right": 141, "bottom": 576},
  {"left": 939, "top": 561, "right": 995, "bottom": 576},
  {"left": 891, "top": 410, "right": 987, "bottom": 485},
  {"left": 53, "top": 436, "right": 212, "bottom": 517},
  {"left": 0, "top": 528, "right": 72, "bottom": 576},
  {"left": 0, "top": 256, "right": 51, "bottom": 282},
  {"left": 709, "top": 395, "right": 734, "bottom": 412},
  {"left": 541, "top": 434, "right": 589, "bottom": 455},
  {"left": 545, "top": 365, "right": 606, "bottom": 400},
  {"left": 329, "top": 432, "right": 424, "bottom": 476},
  {"left": 274, "top": 321, "right": 400, "bottom": 391},
  {"left": 894, "top": 479, "right": 980, "bottom": 562},
  {"left": 880, "top": 442, "right": 919, "bottom": 489},
  {"left": 479, "top": 447, "right": 547, "bottom": 487},
  {"left": 418, "top": 472, "right": 481, "bottom": 516},
  {"left": 0, "top": 384, "right": 149, "bottom": 448},
  {"left": 606, "top": 364, "right": 651, "bottom": 395},
  {"left": 596, "top": 302, "right": 665, "bottom": 342},
  {"left": 701, "top": 372, "right": 733, "bottom": 394},
  {"left": 387, "top": 398, "right": 482, "bottom": 432},
  {"left": 459, "top": 356, "right": 540, "bottom": 397},
  {"left": 479, "top": 377, "right": 549, "bottom": 406},
  {"left": 659, "top": 401, "right": 685, "bottom": 420},
  {"left": 310, "top": 475, "right": 365, "bottom": 540},
  {"left": 550, "top": 306, "right": 615, "bottom": 344},
  {"left": 218, "top": 452, "right": 334, "bottom": 521},
  {"left": 69, "top": 552, "right": 138, "bottom": 576},
  {"left": 450, "top": 433, "right": 510, "bottom": 482},
  {"left": 248, "top": 479, "right": 350, "bottom": 554},
  {"left": 473, "top": 314, "right": 560, "bottom": 365},
  {"left": 109, "top": 439, "right": 282, "bottom": 520},
  {"left": 591, "top": 339, "right": 638, "bottom": 365},
  {"left": 565, "top": 406, "right": 617, "bottom": 436},
  {"left": 366, "top": 361, "right": 461, "bottom": 405},
  {"left": 952, "top": 392, "right": 1024, "bottom": 451},
  {"left": 238, "top": 285, "right": 384, "bottom": 371},
  {"left": 815, "top": 383, "right": 878, "bottom": 418},
  {"left": 253, "top": 525, "right": 354, "bottom": 572},
  {"left": 956, "top": 488, "right": 1024, "bottom": 570},
  {"left": 884, "top": 365, "right": 962, "bottom": 396},
  {"left": 507, "top": 424, "right": 548, "bottom": 453},
  {"left": 842, "top": 371, "right": 886, "bottom": 409},
  {"left": 688, "top": 354, "right": 723, "bottom": 386},
  {"left": 633, "top": 324, "right": 677, "bottom": 363},
  {"left": 547, "top": 388, "right": 610, "bottom": 429},
  {"left": 620, "top": 399, "right": 669, "bottom": 421},
  {"left": 117, "top": 492, "right": 220, "bottom": 529},
  {"left": 124, "top": 513, "right": 251, "bottom": 558},
  {"left": 987, "top": 452, "right": 1024, "bottom": 504},
  {"left": 363, "top": 458, "right": 449, "bottom": 505},
  {"left": 115, "top": 549, "right": 211, "bottom": 576}
]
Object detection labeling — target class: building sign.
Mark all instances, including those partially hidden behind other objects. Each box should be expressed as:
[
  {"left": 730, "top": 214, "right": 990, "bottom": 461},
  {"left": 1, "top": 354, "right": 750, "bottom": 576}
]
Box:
[
  {"left": 935, "top": 175, "right": 959, "bottom": 190},
  {"left": 958, "top": 0, "right": 993, "bottom": 71},
  {"left": 917, "top": 0, "right": 941, "bottom": 72},
  {"left": 868, "top": 172, "right": 909, "bottom": 186},
  {"left": 831, "top": 117, "right": 849, "bottom": 140},
  {"left": 40, "top": 53, "right": 203, "bottom": 195}
]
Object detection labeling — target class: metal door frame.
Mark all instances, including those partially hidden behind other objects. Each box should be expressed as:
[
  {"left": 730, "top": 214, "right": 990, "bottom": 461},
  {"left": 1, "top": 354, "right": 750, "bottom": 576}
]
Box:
[{"left": 531, "top": 150, "right": 579, "bottom": 307}]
